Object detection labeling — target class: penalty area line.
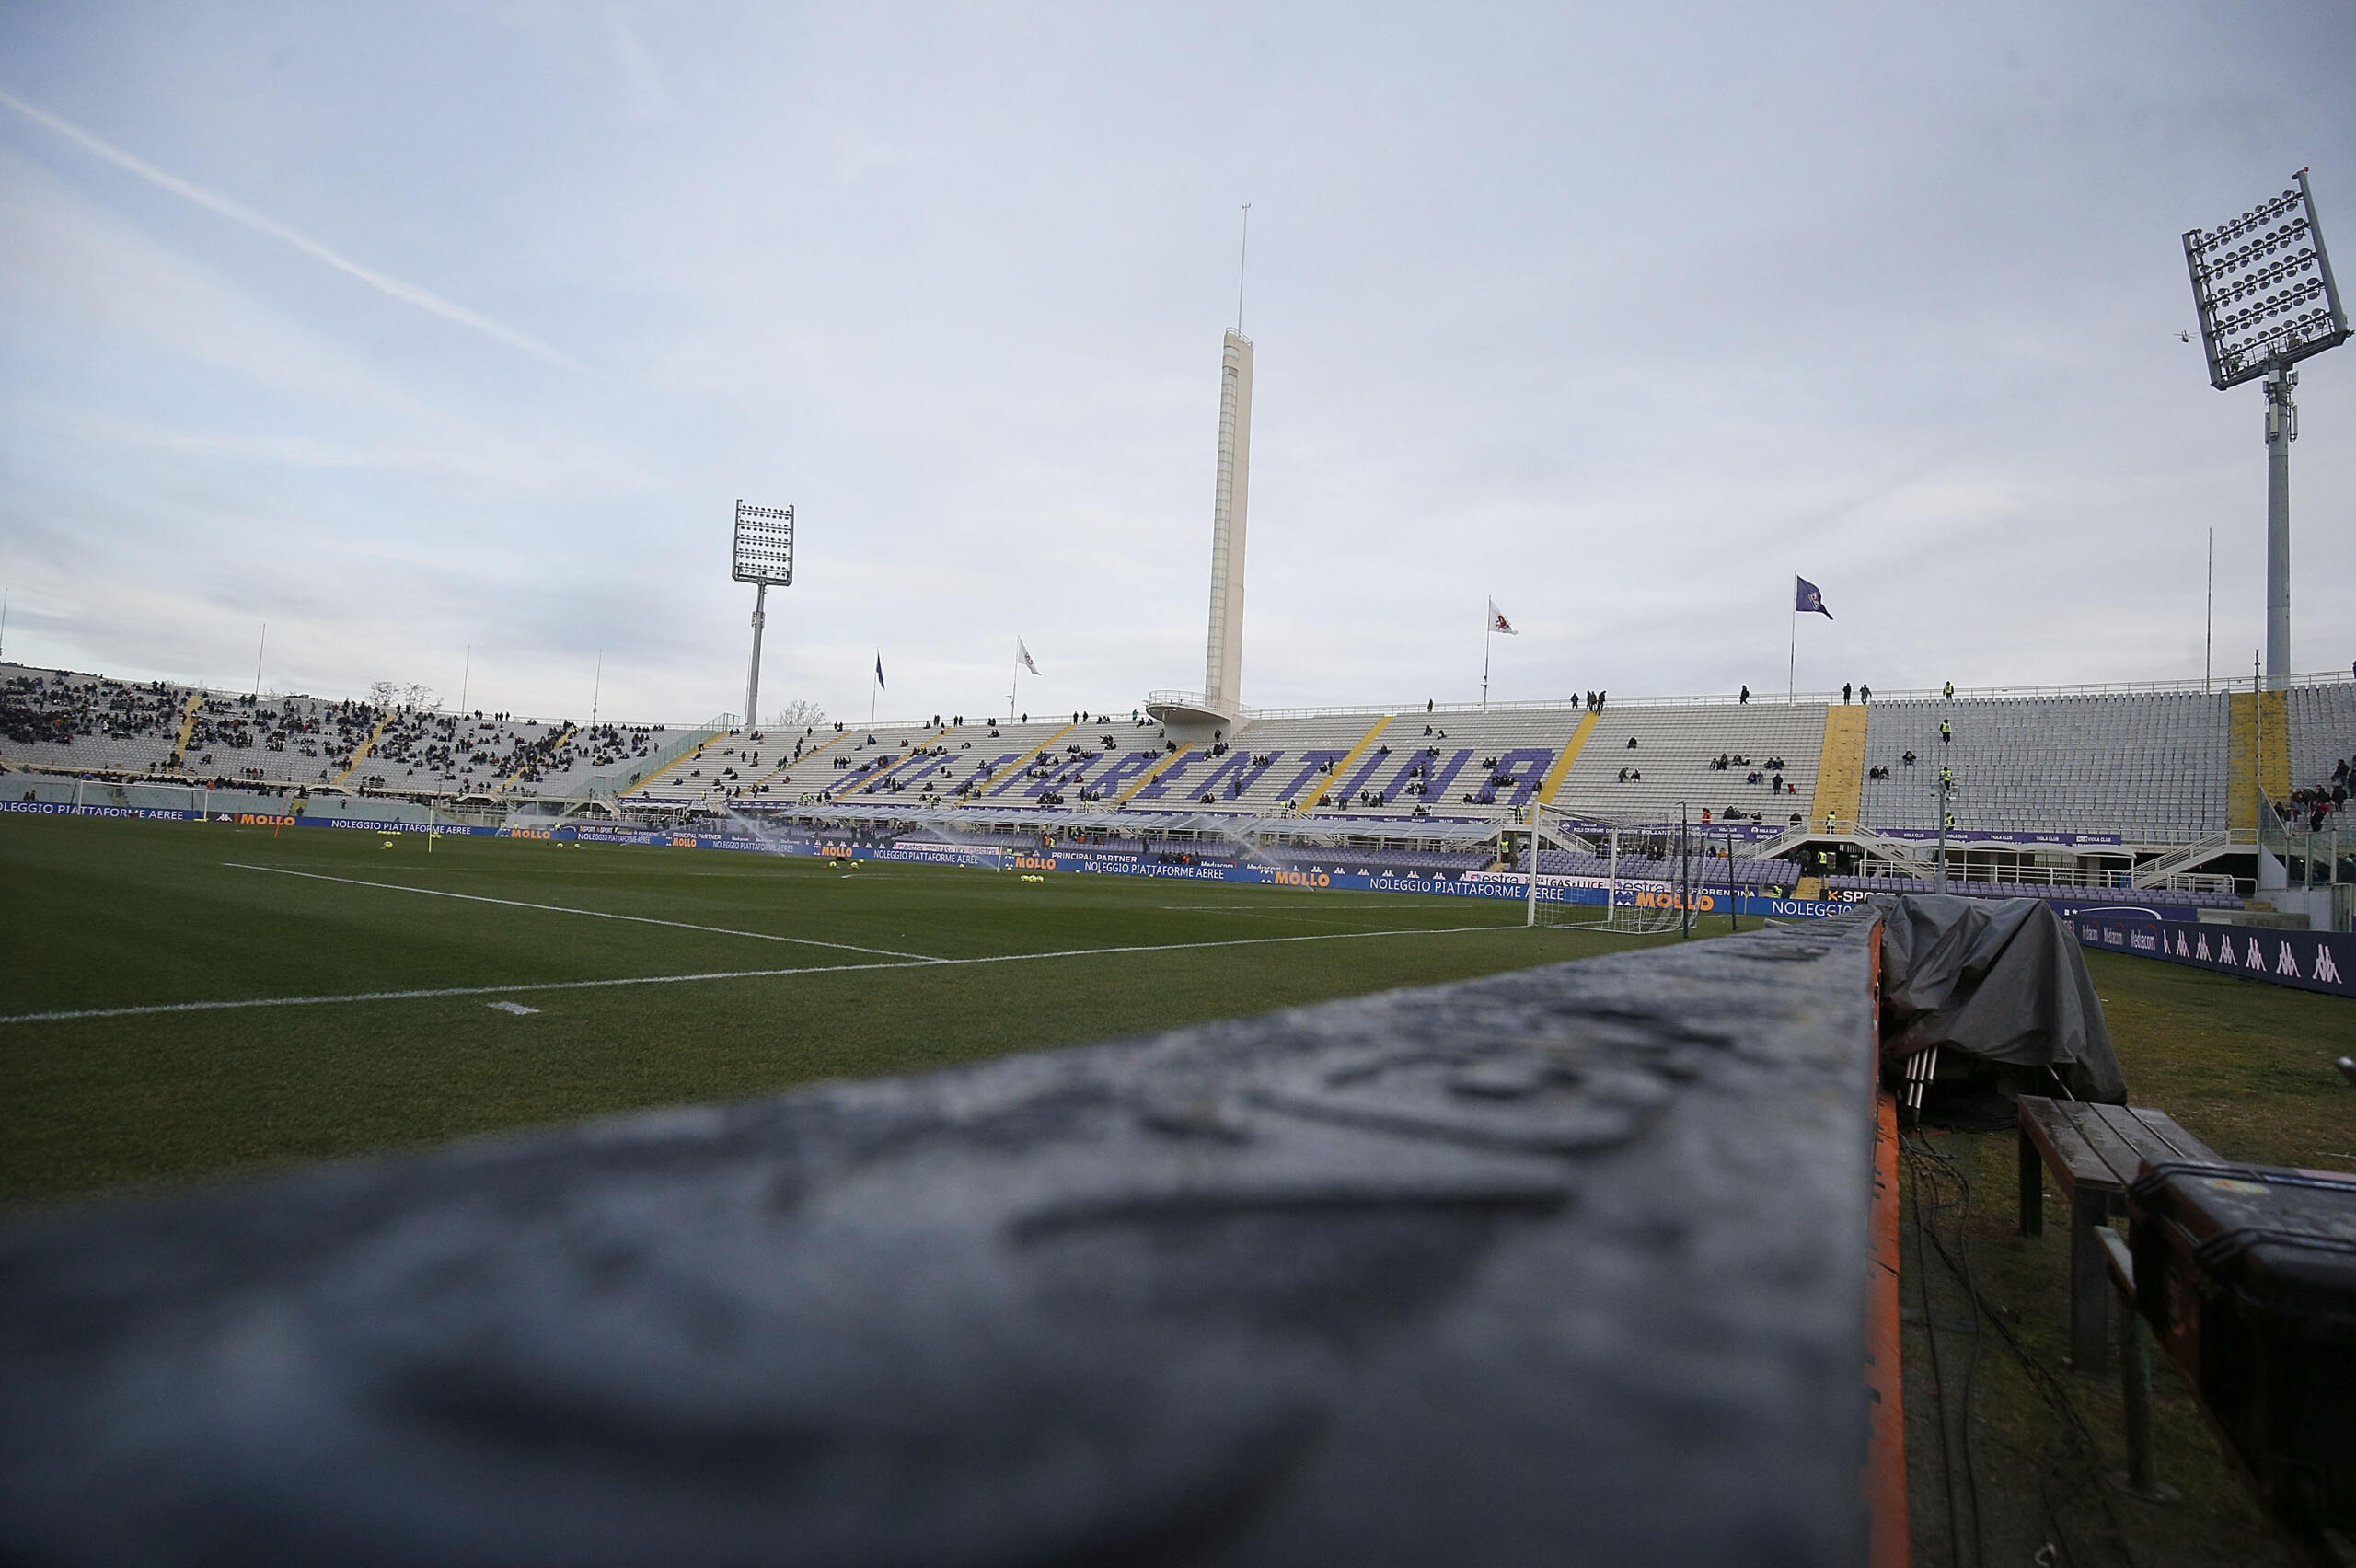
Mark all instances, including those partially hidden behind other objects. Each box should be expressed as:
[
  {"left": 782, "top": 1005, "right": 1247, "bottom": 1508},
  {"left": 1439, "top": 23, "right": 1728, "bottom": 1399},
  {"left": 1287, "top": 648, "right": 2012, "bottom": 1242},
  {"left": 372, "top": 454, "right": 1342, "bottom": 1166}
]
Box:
[
  {"left": 0, "top": 923, "right": 1513, "bottom": 1026},
  {"left": 220, "top": 861, "right": 940, "bottom": 962}
]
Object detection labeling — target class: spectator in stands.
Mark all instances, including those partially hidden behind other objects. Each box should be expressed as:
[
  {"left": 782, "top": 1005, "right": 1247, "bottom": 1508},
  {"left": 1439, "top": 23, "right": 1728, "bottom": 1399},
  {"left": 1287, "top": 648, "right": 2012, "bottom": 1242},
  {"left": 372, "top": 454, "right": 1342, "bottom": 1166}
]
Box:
[
  {"left": 1859, "top": 684, "right": 1871, "bottom": 703},
  {"left": 1939, "top": 720, "right": 1952, "bottom": 744},
  {"left": 1626, "top": 737, "right": 1638, "bottom": 749},
  {"left": 1942, "top": 682, "right": 1955, "bottom": 699},
  {"left": 1739, "top": 686, "right": 1750, "bottom": 704},
  {"left": 1842, "top": 683, "right": 1853, "bottom": 705}
]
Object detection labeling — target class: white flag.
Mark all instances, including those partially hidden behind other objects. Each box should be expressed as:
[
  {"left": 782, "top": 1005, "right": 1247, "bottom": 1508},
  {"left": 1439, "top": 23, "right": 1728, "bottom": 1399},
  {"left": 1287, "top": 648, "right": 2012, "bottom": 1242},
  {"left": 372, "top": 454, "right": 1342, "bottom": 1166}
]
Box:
[
  {"left": 1017, "top": 638, "right": 1041, "bottom": 676},
  {"left": 1488, "top": 599, "right": 1518, "bottom": 635}
]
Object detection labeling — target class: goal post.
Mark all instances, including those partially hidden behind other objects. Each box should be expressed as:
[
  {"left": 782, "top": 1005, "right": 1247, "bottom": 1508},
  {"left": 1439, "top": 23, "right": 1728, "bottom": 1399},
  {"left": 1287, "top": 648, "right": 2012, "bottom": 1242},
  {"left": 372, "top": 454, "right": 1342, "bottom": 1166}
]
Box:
[{"left": 1523, "top": 809, "right": 1685, "bottom": 932}]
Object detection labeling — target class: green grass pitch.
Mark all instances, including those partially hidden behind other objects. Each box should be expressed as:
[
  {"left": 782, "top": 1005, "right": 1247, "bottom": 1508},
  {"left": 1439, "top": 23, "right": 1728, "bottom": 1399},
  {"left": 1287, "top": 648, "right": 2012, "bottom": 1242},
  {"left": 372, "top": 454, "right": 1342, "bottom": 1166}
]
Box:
[{"left": 2, "top": 813, "right": 1711, "bottom": 1205}]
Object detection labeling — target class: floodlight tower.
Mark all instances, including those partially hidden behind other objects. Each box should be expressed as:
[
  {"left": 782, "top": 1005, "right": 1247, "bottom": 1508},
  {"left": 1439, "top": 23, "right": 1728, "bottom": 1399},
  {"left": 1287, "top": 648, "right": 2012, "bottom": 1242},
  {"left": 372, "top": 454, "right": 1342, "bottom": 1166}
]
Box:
[
  {"left": 2182, "top": 168, "right": 2349, "bottom": 685},
  {"left": 732, "top": 501, "right": 794, "bottom": 731}
]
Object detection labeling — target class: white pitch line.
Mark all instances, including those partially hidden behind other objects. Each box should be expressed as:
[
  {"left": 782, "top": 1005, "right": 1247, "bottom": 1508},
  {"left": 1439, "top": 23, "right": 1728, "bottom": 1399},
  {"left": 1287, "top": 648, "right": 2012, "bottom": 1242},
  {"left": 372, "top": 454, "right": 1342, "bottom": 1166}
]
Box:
[
  {"left": 221, "top": 862, "right": 940, "bottom": 962},
  {"left": 0, "top": 923, "right": 1511, "bottom": 1025}
]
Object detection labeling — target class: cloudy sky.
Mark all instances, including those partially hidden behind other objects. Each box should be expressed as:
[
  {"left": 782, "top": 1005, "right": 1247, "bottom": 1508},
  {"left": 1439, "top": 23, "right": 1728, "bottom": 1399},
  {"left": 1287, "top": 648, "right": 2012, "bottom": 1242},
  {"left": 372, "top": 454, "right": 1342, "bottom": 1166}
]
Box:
[{"left": 2, "top": 2, "right": 2351, "bottom": 726}]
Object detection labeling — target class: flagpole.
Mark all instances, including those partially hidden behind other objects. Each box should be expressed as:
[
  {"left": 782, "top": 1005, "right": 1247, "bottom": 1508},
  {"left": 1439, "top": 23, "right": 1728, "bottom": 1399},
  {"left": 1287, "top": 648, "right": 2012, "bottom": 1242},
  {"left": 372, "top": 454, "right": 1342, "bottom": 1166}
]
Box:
[
  {"left": 871, "top": 651, "right": 878, "bottom": 729},
  {"left": 1482, "top": 600, "right": 1492, "bottom": 713},
  {"left": 1011, "top": 639, "right": 1019, "bottom": 720},
  {"left": 1787, "top": 580, "right": 1796, "bottom": 702}
]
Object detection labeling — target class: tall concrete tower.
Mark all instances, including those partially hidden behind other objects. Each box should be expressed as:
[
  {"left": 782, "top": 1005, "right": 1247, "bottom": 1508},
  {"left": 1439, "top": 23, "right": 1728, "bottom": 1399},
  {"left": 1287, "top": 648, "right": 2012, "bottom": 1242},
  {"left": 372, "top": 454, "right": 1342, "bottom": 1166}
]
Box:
[
  {"left": 1203, "top": 329, "right": 1253, "bottom": 715},
  {"left": 1149, "top": 327, "right": 1255, "bottom": 729}
]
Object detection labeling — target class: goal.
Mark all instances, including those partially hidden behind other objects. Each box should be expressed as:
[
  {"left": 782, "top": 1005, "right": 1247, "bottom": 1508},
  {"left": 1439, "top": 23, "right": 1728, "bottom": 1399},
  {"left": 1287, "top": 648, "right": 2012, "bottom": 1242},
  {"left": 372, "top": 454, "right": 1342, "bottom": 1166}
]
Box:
[{"left": 1519, "top": 810, "right": 1692, "bottom": 932}]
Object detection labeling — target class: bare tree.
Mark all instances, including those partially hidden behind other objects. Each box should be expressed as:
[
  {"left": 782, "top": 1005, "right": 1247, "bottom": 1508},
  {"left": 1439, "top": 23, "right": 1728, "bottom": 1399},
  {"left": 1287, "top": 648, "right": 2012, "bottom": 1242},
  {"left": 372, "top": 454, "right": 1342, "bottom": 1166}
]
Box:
[
  {"left": 768, "top": 698, "right": 826, "bottom": 731},
  {"left": 403, "top": 683, "right": 436, "bottom": 711},
  {"left": 367, "top": 681, "right": 401, "bottom": 711}
]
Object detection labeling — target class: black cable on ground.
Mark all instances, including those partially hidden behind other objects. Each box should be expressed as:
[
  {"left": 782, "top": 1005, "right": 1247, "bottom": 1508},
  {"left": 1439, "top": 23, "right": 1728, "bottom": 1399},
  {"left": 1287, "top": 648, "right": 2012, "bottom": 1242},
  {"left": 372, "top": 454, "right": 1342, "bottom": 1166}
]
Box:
[
  {"left": 1901, "top": 1133, "right": 2142, "bottom": 1568},
  {"left": 1907, "top": 1147, "right": 1966, "bottom": 1565},
  {"left": 1911, "top": 1136, "right": 1987, "bottom": 1568}
]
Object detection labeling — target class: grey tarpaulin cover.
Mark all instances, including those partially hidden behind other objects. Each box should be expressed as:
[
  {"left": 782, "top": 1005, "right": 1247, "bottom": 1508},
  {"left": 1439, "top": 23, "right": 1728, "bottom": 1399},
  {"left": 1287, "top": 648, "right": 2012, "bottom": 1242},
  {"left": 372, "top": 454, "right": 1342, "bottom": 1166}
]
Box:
[{"left": 1877, "top": 894, "right": 2125, "bottom": 1101}]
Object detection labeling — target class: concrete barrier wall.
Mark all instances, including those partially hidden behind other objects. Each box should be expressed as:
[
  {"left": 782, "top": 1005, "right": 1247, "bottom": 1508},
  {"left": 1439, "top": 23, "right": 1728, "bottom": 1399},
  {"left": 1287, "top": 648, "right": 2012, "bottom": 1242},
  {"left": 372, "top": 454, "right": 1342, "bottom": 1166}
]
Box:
[{"left": 0, "top": 910, "right": 1887, "bottom": 1566}]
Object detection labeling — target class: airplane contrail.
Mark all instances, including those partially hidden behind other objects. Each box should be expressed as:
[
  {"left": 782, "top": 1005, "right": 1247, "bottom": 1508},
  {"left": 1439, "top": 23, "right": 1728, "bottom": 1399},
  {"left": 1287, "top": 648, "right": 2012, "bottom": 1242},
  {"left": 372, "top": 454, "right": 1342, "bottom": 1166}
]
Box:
[{"left": 0, "top": 87, "right": 580, "bottom": 369}]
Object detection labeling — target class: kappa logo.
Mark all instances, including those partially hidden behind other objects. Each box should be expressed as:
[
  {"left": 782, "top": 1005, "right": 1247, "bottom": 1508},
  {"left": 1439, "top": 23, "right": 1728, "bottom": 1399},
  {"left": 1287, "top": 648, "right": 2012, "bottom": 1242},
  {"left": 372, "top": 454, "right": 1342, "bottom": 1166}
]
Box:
[
  {"left": 2276, "top": 940, "right": 2301, "bottom": 978},
  {"left": 2196, "top": 931, "right": 2213, "bottom": 962},
  {"left": 2318, "top": 945, "right": 2346, "bottom": 986},
  {"left": 2245, "top": 939, "right": 2265, "bottom": 972}
]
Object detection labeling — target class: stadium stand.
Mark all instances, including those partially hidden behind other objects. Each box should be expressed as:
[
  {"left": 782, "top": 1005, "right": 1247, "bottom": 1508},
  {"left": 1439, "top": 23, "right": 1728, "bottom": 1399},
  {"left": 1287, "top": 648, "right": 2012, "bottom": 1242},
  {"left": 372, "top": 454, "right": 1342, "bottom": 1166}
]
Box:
[
  {"left": 8, "top": 662, "right": 2353, "bottom": 900},
  {"left": 623, "top": 725, "right": 848, "bottom": 810},
  {"left": 2285, "top": 681, "right": 2356, "bottom": 829},
  {"left": 1857, "top": 690, "right": 2230, "bottom": 842},
  {"left": 1549, "top": 701, "right": 1825, "bottom": 825},
  {"left": 1824, "top": 872, "right": 2240, "bottom": 910},
  {"left": 1, "top": 669, "right": 189, "bottom": 774},
  {"left": 1116, "top": 706, "right": 1604, "bottom": 818}
]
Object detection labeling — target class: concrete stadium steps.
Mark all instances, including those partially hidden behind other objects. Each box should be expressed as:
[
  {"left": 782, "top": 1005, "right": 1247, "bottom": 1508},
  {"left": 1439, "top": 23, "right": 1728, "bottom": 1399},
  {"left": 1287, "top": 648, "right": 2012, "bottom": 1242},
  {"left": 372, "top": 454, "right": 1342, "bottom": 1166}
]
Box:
[
  {"left": 964, "top": 722, "right": 1082, "bottom": 798},
  {"left": 1553, "top": 702, "right": 1825, "bottom": 826},
  {"left": 1177, "top": 712, "right": 1389, "bottom": 812},
  {"left": 947, "top": 721, "right": 1105, "bottom": 802},
  {"left": 1534, "top": 710, "right": 1601, "bottom": 804},
  {"left": 632, "top": 730, "right": 814, "bottom": 808},
  {"left": 1809, "top": 704, "right": 1869, "bottom": 831},
  {"left": 1276, "top": 708, "right": 1593, "bottom": 816},
  {"left": 814, "top": 722, "right": 1003, "bottom": 803},
  {"left": 2226, "top": 689, "right": 2289, "bottom": 832},
  {"left": 364, "top": 714, "right": 613, "bottom": 797},
  {"left": 1861, "top": 692, "right": 2230, "bottom": 842},
  {"left": 965, "top": 715, "right": 1178, "bottom": 800},
  {"left": 0, "top": 668, "right": 193, "bottom": 776},
  {"left": 179, "top": 693, "right": 387, "bottom": 785},
  {"left": 13, "top": 656, "right": 2350, "bottom": 845},
  {"left": 168, "top": 690, "right": 202, "bottom": 763},
  {"left": 2286, "top": 682, "right": 2355, "bottom": 794},
  {"left": 652, "top": 727, "right": 855, "bottom": 808},
  {"left": 331, "top": 712, "right": 398, "bottom": 789}
]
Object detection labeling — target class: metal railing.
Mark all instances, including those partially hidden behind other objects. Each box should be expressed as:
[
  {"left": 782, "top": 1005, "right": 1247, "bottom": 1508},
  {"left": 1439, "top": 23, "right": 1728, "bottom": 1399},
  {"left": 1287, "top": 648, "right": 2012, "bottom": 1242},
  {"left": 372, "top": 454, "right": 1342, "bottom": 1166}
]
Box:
[{"left": 1210, "top": 669, "right": 2354, "bottom": 724}]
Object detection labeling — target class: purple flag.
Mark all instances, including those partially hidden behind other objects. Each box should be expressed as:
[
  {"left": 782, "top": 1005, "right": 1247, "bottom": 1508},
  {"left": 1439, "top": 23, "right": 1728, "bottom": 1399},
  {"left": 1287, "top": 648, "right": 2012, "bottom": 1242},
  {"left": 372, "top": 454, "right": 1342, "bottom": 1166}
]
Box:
[{"left": 1795, "top": 577, "right": 1832, "bottom": 619}]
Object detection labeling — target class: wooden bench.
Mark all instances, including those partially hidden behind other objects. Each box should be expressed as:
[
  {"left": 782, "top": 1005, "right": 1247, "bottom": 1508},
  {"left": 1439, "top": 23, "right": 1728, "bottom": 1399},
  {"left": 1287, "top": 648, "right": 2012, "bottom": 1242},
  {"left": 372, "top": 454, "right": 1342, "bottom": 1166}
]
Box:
[{"left": 2015, "top": 1095, "right": 2223, "bottom": 1372}]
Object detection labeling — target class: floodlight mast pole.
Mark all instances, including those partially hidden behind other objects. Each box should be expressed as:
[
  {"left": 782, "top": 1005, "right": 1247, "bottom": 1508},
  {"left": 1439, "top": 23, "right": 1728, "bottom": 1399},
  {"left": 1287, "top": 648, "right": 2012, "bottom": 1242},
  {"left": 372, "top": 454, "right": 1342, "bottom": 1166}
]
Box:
[
  {"left": 2264, "top": 363, "right": 2294, "bottom": 685},
  {"left": 745, "top": 584, "right": 767, "bottom": 732},
  {"left": 2182, "top": 167, "right": 2350, "bottom": 690}
]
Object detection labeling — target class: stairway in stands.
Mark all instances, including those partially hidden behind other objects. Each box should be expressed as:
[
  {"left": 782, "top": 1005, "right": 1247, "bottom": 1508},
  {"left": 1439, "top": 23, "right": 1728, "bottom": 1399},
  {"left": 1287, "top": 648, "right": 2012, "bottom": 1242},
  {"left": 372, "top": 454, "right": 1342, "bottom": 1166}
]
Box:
[{"left": 1808, "top": 703, "right": 1868, "bottom": 830}]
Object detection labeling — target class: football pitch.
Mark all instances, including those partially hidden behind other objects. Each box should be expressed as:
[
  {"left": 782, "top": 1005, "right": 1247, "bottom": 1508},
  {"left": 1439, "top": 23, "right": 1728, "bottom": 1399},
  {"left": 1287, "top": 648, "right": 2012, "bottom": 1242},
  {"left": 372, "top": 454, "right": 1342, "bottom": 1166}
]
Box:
[{"left": 1, "top": 813, "right": 1711, "bottom": 1205}]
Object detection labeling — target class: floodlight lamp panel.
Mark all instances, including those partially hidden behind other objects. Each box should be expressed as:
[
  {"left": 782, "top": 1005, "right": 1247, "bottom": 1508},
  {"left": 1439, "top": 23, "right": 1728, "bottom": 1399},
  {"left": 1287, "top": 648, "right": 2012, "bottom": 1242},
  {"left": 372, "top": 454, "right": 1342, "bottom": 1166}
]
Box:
[
  {"left": 2185, "top": 167, "right": 2350, "bottom": 390},
  {"left": 732, "top": 500, "right": 794, "bottom": 586}
]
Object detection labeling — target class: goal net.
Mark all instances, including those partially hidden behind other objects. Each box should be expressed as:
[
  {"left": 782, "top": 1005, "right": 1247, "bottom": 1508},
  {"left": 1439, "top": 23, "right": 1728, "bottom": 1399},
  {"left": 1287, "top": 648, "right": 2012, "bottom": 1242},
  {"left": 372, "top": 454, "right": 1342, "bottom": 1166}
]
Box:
[{"left": 1519, "top": 811, "right": 1693, "bottom": 932}]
